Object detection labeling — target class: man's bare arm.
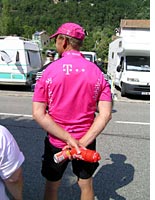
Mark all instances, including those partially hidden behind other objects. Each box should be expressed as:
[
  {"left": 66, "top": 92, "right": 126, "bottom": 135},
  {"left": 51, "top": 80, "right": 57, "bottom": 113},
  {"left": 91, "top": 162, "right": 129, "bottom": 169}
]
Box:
[
  {"left": 32, "top": 102, "right": 80, "bottom": 152},
  {"left": 79, "top": 100, "right": 112, "bottom": 147}
]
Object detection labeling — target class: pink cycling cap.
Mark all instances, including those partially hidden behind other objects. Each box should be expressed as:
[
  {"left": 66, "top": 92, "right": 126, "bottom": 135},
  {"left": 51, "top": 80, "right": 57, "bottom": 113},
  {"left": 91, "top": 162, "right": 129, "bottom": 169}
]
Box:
[{"left": 50, "top": 22, "right": 85, "bottom": 40}]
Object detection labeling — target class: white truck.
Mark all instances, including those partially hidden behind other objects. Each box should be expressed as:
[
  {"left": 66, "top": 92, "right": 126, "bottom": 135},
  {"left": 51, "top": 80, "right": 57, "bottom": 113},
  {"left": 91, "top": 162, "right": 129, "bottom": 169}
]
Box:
[
  {"left": 0, "top": 36, "right": 42, "bottom": 86},
  {"left": 81, "top": 51, "right": 97, "bottom": 63},
  {"left": 107, "top": 19, "right": 150, "bottom": 96}
]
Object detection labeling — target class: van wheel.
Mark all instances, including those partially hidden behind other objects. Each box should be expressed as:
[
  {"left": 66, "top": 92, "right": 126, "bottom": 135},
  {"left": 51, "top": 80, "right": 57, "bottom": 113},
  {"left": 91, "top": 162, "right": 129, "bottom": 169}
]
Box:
[{"left": 121, "top": 83, "right": 126, "bottom": 97}]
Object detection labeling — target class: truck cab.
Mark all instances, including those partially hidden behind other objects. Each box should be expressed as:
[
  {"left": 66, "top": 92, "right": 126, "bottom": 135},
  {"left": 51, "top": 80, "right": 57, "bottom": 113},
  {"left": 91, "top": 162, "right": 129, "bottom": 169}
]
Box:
[
  {"left": 107, "top": 19, "right": 150, "bottom": 97},
  {"left": 115, "top": 54, "right": 150, "bottom": 96},
  {"left": 80, "top": 51, "right": 97, "bottom": 63}
]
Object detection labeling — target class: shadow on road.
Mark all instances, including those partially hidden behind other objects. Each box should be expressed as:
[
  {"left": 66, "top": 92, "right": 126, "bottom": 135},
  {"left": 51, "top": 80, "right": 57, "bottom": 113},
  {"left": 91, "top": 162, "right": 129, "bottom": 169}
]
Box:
[
  {"left": 126, "top": 94, "right": 150, "bottom": 101},
  {"left": 0, "top": 84, "right": 32, "bottom": 92},
  {"left": 94, "top": 154, "right": 135, "bottom": 200},
  {"left": 115, "top": 87, "right": 150, "bottom": 102}
]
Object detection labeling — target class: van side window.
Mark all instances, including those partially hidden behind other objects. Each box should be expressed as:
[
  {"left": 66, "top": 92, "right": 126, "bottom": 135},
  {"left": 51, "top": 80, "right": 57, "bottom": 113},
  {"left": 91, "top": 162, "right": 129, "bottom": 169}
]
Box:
[
  {"left": 16, "top": 51, "right": 20, "bottom": 62},
  {"left": 112, "top": 52, "right": 114, "bottom": 59},
  {"left": 27, "top": 50, "right": 42, "bottom": 68},
  {"left": 119, "top": 41, "right": 122, "bottom": 47}
]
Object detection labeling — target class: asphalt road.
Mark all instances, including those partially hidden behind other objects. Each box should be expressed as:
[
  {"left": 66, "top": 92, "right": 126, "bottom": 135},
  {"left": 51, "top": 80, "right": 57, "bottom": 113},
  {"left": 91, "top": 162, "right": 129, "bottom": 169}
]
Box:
[{"left": 0, "top": 88, "right": 150, "bottom": 200}]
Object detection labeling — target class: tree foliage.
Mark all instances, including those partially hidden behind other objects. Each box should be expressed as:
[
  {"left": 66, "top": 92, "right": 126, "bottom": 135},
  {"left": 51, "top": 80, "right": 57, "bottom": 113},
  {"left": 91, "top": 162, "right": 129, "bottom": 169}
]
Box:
[{"left": 0, "top": 0, "right": 150, "bottom": 60}]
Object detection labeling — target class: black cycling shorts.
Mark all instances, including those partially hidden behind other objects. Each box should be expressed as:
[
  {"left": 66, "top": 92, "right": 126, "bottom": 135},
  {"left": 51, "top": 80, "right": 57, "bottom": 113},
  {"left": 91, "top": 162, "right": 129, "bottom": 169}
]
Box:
[{"left": 41, "top": 137, "right": 99, "bottom": 182}]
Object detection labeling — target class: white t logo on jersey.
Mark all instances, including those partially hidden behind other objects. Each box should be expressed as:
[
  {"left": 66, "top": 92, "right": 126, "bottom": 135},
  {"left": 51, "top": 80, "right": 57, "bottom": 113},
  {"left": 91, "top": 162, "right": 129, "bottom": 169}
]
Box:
[{"left": 63, "top": 64, "right": 72, "bottom": 75}]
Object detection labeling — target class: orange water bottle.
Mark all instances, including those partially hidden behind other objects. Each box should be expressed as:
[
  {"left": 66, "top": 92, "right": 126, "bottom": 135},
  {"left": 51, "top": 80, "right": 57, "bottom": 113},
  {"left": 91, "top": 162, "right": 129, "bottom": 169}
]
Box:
[
  {"left": 70, "top": 148, "right": 101, "bottom": 163},
  {"left": 54, "top": 147, "right": 101, "bottom": 163}
]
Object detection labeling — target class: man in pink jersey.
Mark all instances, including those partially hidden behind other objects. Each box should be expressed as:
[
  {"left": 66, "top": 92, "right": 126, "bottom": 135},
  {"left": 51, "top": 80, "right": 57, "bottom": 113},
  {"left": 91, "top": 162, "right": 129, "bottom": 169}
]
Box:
[{"left": 32, "top": 22, "right": 112, "bottom": 200}]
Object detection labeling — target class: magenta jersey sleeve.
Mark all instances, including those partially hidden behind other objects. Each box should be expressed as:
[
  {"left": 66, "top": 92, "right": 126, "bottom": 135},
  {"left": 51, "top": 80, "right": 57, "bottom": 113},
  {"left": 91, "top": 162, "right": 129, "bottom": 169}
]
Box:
[
  {"left": 99, "top": 75, "right": 112, "bottom": 102},
  {"left": 33, "top": 75, "right": 48, "bottom": 103}
]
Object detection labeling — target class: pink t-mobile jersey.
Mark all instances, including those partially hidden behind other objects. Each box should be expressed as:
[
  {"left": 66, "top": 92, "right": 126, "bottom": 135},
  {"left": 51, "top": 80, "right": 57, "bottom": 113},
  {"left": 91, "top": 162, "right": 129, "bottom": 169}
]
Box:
[{"left": 33, "top": 50, "right": 111, "bottom": 148}]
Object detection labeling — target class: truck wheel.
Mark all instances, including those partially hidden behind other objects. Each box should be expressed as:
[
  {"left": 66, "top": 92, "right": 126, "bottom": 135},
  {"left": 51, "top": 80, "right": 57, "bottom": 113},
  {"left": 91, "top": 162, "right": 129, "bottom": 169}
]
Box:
[{"left": 121, "top": 83, "right": 126, "bottom": 97}]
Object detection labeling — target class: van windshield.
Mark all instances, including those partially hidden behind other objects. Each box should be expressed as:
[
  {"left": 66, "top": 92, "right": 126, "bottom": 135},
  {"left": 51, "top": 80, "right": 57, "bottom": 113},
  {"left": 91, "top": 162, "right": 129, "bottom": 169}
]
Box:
[
  {"left": 83, "top": 54, "right": 93, "bottom": 62},
  {"left": 126, "top": 56, "right": 150, "bottom": 72}
]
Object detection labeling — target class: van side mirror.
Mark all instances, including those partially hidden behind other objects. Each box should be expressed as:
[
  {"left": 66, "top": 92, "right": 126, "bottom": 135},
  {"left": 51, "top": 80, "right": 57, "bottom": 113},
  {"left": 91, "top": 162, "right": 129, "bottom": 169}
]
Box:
[{"left": 116, "top": 65, "right": 121, "bottom": 72}]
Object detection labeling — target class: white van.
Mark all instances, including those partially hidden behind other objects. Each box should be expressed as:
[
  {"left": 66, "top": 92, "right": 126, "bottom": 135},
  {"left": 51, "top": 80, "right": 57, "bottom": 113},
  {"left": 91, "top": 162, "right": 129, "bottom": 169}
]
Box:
[
  {"left": 80, "top": 51, "right": 97, "bottom": 63},
  {"left": 107, "top": 19, "right": 150, "bottom": 97},
  {"left": 0, "top": 36, "right": 42, "bottom": 86},
  {"left": 107, "top": 37, "right": 150, "bottom": 97}
]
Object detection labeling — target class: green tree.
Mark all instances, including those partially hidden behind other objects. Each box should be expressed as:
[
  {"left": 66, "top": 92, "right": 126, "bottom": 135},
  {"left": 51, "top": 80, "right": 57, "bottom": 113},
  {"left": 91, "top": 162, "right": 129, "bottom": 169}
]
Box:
[
  {"left": 0, "top": 0, "right": 150, "bottom": 60},
  {"left": 0, "top": 0, "right": 12, "bottom": 35}
]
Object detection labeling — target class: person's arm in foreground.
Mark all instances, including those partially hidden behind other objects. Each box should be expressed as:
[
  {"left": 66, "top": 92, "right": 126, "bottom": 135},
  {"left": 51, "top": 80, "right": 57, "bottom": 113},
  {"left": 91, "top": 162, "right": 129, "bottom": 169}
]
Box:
[
  {"left": 79, "top": 100, "right": 112, "bottom": 147},
  {"left": 32, "top": 102, "right": 80, "bottom": 153},
  {"left": 4, "top": 167, "right": 23, "bottom": 200}
]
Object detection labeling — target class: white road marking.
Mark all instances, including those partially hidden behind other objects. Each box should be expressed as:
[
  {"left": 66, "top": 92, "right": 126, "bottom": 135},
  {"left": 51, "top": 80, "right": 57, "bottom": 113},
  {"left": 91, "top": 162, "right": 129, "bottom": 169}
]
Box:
[
  {"left": 0, "top": 112, "right": 32, "bottom": 118},
  {"left": 115, "top": 121, "right": 150, "bottom": 125}
]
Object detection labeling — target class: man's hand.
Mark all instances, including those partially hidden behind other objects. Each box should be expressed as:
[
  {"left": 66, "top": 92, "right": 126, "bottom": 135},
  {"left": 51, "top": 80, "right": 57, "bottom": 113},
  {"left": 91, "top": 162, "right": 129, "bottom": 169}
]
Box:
[{"left": 65, "top": 135, "right": 81, "bottom": 154}]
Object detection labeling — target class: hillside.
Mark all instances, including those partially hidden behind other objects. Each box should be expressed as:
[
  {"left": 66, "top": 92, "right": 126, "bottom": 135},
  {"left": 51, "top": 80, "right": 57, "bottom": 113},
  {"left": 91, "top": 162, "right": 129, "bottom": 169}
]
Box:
[{"left": 0, "top": 0, "right": 150, "bottom": 60}]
